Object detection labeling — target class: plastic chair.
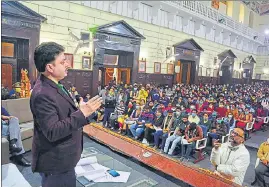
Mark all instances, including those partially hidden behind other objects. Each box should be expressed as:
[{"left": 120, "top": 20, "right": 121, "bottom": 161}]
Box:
[
  {"left": 262, "top": 117, "right": 269, "bottom": 132},
  {"left": 245, "top": 118, "right": 255, "bottom": 140},
  {"left": 193, "top": 138, "right": 208, "bottom": 164},
  {"left": 221, "top": 134, "right": 229, "bottom": 143}
]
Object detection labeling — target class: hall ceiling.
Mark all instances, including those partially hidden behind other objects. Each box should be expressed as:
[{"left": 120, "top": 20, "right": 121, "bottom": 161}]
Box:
[{"left": 242, "top": 1, "right": 269, "bottom": 15}]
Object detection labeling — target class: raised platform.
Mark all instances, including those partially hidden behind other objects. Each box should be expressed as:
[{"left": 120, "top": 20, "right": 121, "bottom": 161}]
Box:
[{"left": 83, "top": 124, "right": 240, "bottom": 187}]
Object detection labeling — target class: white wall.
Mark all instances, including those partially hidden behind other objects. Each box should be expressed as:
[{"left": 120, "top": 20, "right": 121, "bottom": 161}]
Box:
[{"left": 20, "top": 1, "right": 269, "bottom": 80}]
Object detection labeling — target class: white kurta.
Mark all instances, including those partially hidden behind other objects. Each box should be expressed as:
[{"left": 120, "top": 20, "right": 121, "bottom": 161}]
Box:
[{"left": 210, "top": 142, "right": 250, "bottom": 185}]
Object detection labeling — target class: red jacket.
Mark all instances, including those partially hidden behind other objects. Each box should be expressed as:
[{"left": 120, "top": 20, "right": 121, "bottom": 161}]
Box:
[{"left": 216, "top": 107, "right": 227, "bottom": 118}]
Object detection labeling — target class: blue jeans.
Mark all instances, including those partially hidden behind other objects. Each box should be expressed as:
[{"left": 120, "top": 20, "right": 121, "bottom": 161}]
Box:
[
  {"left": 164, "top": 134, "right": 182, "bottom": 155},
  {"left": 181, "top": 142, "right": 196, "bottom": 159},
  {"left": 103, "top": 108, "right": 114, "bottom": 126},
  {"left": 130, "top": 123, "right": 144, "bottom": 138},
  {"left": 154, "top": 130, "right": 163, "bottom": 147},
  {"left": 160, "top": 133, "right": 169, "bottom": 150}
]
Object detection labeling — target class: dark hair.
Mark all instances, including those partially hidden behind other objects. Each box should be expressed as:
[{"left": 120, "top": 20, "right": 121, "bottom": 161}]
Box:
[
  {"left": 34, "top": 42, "right": 65, "bottom": 72},
  {"left": 189, "top": 122, "right": 197, "bottom": 130},
  {"left": 75, "top": 94, "right": 81, "bottom": 104}
]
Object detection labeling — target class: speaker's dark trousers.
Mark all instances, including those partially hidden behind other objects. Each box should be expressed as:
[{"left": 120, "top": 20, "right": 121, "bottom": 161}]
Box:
[{"left": 40, "top": 169, "right": 76, "bottom": 187}]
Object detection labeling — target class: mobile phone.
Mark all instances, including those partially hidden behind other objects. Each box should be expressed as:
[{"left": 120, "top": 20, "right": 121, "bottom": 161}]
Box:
[
  {"left": 77, "top": 176, "right": 95, "bottom": 186},
  {"left": 107, "top": 169, "right": 120, "bottom": 177}
]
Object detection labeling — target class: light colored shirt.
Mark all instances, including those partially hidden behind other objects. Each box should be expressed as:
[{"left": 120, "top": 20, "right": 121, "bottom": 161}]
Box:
[
  {"left": 210, "top": 142, "right": 250, "bottom": 185},
  {"left": 188, "top": 115, "right": 200, "bottom": 124}
]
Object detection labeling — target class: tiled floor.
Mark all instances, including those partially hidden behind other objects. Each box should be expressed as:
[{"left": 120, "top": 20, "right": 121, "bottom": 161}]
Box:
[
  {"left": 13, "top": 130, "right": 267, "bottom": 187},
  {"left": 245, "top": 130, "right": 268, "bottom": 149}
]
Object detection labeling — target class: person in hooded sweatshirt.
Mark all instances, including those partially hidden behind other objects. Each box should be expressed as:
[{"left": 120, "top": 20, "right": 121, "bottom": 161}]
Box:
[{"left": 210, "top": 128, "right": 250, "bottom": 186}]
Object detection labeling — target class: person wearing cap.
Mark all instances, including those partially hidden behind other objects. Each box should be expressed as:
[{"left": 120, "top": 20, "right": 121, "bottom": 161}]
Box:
[
  {"left": 251, "top": 138, "right": 269, "bottom": 187},
  {"left": 210, "top": 128, "right": 250, "bottom": 185},
  {"left": 31, "top": 42, "right": 102, "bottom": 187},
  {"left": 180, "top": 122, "right": 203, "bottom": 161}
]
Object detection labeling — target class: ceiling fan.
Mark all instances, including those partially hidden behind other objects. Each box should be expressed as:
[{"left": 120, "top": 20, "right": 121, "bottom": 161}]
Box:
[{"left": 68, "top": 28, "right": 90, "bottom": 54}]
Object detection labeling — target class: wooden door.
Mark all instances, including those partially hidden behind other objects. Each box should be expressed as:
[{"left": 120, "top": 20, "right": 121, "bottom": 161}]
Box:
[
  {"left": 1, "top": 64, "right": 13, "bottom": 89},
  {"left": 117, "top": 68, "right": 130, "bottom": 84},
  {"left": 105, "top": 68, "right": 114, "bottom": 85},
  {"left": 176, "top": 61, "right": 181, "bottom": 83},
  {"left": 176, "top": 61, "right": 191, "bottom": 84},
  {"left": 186, "top": 63, "right": 191, "bottom": 84}
]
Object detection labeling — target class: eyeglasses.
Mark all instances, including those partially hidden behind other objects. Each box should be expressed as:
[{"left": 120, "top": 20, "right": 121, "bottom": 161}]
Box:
[{"left": 231, "top": 130, "right": 243, "bottom": 138}]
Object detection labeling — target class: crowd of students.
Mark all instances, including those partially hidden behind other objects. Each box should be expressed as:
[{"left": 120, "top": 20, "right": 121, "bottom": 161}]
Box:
[
  {"left": 93, "top": 83, "right": 267, "bottom": 150},
  {"left": 90, "top": 82, "right": 269, "bottom": 186}
]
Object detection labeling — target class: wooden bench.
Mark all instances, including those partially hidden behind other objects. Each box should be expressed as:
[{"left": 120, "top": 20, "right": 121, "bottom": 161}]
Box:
[{"left": 1, "top": 98, "right": 34, "bottom": 165}]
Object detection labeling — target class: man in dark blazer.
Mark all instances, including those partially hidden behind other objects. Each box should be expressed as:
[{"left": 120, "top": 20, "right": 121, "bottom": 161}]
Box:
[{"left": 30, "top": 42, "right": 102, "bottom": 187}]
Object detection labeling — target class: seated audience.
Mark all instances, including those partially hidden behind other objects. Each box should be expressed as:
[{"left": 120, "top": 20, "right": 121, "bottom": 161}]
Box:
[
  {"left": 188, "top": 109, "right": 200, "bottom": 124},
  {"left": 181, "top": 122, "right": 203, "bottom": 161},
  {"left": 129, "top": 106, "right": 154, "bottom": 139},
  {"left": 122, "top": 106, "right": 142, "bottom": 134},
  {"left": 236, "top": 108, "right": 253, "bottom": 129},
  {"left": 163, "top": 115, "right": 189, "bottom": 156},
  {"left": 1, "top": 107, "right": 31, "bottom": 167},
  {"left": 199, "top": 113, "right": 212, "bottom": 137},
  {"left": 215, "top": 102, "right": 227, "bottom": 118},
  {"left": 110, "top": 100, "right": 126, "bottom": 130},
  {"left": 208, "top": 120, "right": 228, "bottom": 144},
  {"left": 142, "top": 109, "right": 164, "bottom": 148},
  {"left": 160, "top": 108, "right": 182, "bottom": 150}
]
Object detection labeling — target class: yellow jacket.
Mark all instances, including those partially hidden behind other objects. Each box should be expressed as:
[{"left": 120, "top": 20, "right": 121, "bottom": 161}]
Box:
[
  {"left": 257, "top": 142, "right": 269, "bottom": 161},
  {"left": 136, "top": 89, "right": 148, "bottom": 101}
]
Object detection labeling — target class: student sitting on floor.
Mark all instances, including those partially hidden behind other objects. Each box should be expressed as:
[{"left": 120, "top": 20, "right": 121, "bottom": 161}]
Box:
[{"left": 142, "top": 109, "right": 164, "bottom": 148}]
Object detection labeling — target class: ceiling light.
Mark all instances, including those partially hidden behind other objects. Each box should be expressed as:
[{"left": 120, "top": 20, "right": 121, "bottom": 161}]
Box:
[{"left": 265, "top": 29, "right": 269, "bottom": 35}]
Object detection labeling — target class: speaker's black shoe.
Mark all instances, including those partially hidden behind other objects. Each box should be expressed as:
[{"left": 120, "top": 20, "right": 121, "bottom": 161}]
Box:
[
  {"left": 9, "top": 144, "right": 22, "bottom": 154},
  {"left": 11, "top": 155, "right": 31, "bottom": 167}
]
